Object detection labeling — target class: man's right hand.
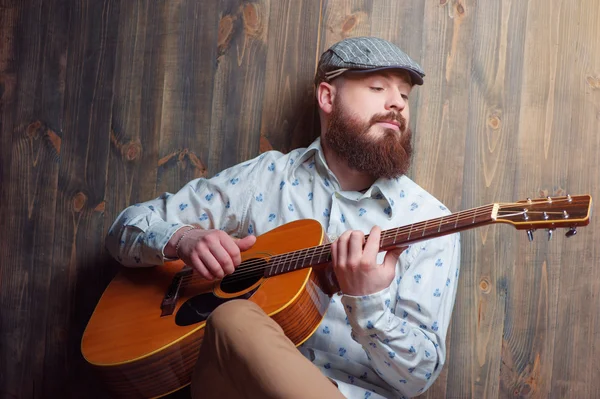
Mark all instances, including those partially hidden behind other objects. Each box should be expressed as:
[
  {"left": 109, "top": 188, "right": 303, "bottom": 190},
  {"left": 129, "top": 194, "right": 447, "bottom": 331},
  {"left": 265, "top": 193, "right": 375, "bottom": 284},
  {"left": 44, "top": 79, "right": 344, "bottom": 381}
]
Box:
[{"left": 166, "top": 228, "right": 256, "bottom": 280}]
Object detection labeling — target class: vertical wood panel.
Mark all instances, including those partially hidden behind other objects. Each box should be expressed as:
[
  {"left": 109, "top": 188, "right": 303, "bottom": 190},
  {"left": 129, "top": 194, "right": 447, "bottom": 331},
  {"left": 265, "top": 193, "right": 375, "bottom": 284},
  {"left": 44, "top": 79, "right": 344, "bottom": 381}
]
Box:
[
  {"left": 45, "top": 0, "right": 120, "bottom": 397},
  {"left": 207, "top": 0, "right": 270, "bottom": 172},
  {"left": 0, "top": 0, "right": 68, "bottom": 396},
  {"left": 259, "top": 0, "right": 322, "bottom": 153},
  {"left": 498, "top": 1, "right": 565, "bottom": 397},
  {"left": 455, "top": 0, "right": 530, "bottom": 398},
  {"left": 156, "top": 0, "right": 219, "bottom": 194},
  {"left": 107, "top": 1, "right": 168, "bottom": 211},
  {"left": 547, "top": 1, "right": 600, "bottom": 397}
]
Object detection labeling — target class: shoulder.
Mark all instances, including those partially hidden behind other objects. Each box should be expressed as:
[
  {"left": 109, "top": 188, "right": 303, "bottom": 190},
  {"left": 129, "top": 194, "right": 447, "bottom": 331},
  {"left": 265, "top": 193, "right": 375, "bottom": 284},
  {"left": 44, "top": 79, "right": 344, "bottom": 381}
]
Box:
[{"left": 395, "top": 176, "right": 452, "bottom": 218}]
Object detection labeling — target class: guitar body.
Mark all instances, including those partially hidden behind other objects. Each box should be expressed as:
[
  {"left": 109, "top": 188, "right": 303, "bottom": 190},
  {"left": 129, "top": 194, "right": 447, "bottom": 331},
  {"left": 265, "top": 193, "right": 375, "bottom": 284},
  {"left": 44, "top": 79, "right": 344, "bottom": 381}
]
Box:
[{"left": 81, "top": 219, "right": 335, "bottom": 398}]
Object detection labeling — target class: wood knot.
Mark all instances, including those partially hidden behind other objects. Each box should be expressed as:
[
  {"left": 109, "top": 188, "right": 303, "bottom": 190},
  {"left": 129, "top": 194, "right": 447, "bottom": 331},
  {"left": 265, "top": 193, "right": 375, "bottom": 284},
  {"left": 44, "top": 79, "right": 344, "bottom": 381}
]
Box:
[
  {"left": 27, "top": 120, "right": 44, "bottom": 139},
  {"left": 73, "top": 191, "right": 87, "bottom": 212},
  {"left": 487, "top": 114, "right": 501, "bottom": 130},
  {"left": 218, "top": 15, "right": 235, "bottom": 51},
  {"left": 158, "top": 148, "right": 207, "bottom": 177},
  {"left": 518, "top": 383, "right": 533, "bottom": 396},
  {"left": 242, "top": 3, "right": 262, "bottom": 38},
  {"left": 94, "top": 201, "right": 106, "bottom": 213},
  {"left": 586, "top": 75, "right": 600, "bottom": 89},
  {"left": 479, "top": 277, "right": 491, "bottom": 293},
  {"left": 122, "top": 140, "right": 142, "bottom": 161},
  {"left": 456, "top": 2, "right": 465, "bottom": 15},
  {"left": 342, "top": 15, "right": 358, "bottom": 34}
]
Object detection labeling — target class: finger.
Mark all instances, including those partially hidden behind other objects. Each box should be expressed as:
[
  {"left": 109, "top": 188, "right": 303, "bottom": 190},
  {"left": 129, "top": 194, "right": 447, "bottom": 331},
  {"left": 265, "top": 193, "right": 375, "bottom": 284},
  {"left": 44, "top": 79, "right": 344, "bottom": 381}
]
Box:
[
  {"left": 236, "top": 235, "right": 257, "bottom": 252},
  {"left": 188, "top": 256, "right": 214, "bottom": 281},
  {"left": 207, "top": 243, "right": 236, "bottom": 275},
  {"left": 334, "top": 232, "right": 350, "bottom": 268},
  {"left": 348, "top": 231, "right": 365, "bottom": 266},
  {"left": 198, "top": 251, "right": 226, "bottom": 279},
  {"left": 383, "top": 247, "right": 404, "bottom": 269},
  {"left": 218, "top": 236, "right": 243, "bottom": 269},
  {"left": 362, "top": 226, "right": 381, "bottom": 261},
  {"left": 226, "top": 235, "right": 256, "bottom": 266}
]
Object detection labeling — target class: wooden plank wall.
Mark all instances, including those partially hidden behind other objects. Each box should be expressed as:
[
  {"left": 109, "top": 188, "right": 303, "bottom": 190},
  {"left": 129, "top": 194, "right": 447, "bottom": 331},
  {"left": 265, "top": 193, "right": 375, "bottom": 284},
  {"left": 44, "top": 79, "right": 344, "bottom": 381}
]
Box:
[{"left": 1, "top": 0, "right": 599, "bottom": 398}]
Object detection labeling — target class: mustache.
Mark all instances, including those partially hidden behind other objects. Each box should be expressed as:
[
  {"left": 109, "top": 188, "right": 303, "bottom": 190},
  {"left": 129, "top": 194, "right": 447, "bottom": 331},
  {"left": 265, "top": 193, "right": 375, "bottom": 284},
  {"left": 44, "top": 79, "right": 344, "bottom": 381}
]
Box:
[{"left": 369, "top": 112, "right": 407, "bottom": 132}]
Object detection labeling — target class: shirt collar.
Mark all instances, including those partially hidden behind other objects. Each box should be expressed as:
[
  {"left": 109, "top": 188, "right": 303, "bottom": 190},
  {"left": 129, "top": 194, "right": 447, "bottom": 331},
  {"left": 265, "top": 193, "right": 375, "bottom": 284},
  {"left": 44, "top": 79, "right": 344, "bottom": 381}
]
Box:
[
  {"left": 289, "top": 137, "right": 404, "bottom": 217},
  {"left": 289, "top": 138, "right": 336, "bottom": 182},
  {"left": 361, "top": 175, "right": 408, "bottom": 219}
]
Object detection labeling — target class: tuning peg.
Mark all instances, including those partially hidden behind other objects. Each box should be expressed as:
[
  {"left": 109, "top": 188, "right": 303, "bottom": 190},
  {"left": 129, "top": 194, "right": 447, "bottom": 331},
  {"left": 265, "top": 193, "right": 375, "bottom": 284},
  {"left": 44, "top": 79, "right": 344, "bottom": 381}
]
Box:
[
  {"left": 547, "top": 228, "right": 555, "bottom": 241},
  {"left": 565, "top": 228, "right": 577, "bottom": 238},
  {"left": 527, "top": 230, "right": 535, "bottom": 242}
]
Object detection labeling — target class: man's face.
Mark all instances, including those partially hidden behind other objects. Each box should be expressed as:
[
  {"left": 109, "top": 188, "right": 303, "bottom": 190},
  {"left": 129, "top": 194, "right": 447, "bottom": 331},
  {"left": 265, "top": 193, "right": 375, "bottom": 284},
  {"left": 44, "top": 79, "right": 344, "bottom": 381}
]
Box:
[{"left": 323, "top": 70, "right": 414, "bottom": 179}]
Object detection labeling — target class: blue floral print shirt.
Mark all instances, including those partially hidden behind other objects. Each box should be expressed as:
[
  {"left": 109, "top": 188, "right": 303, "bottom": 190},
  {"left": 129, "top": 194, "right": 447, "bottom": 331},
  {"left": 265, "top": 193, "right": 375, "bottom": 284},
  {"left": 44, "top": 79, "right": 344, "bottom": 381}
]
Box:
[{"left": 106, "top": 138, "right": 461, "bottom": 399}]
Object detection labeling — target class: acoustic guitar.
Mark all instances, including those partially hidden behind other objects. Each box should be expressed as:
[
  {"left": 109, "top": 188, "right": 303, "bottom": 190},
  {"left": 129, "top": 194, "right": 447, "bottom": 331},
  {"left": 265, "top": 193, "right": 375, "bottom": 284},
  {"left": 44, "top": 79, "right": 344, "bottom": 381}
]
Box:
[{"left": 81, "top": 195, "right": 592, "bottom": 398}]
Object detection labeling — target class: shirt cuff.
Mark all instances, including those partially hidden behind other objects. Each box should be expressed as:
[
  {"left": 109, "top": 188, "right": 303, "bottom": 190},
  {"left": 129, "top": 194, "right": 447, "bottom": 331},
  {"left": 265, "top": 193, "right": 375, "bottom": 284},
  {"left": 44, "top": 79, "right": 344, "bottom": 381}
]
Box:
[
  {"left": 141, "top": 221, "right": 194, "bottom": 265},
  {"left": 341, "top": 286, "right": 395, "bottom": 337}
]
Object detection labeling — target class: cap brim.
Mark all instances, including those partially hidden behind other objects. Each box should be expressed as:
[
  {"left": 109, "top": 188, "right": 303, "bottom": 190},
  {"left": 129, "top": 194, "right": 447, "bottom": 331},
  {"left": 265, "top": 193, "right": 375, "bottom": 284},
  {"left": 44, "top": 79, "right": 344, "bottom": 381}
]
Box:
[{"left": 344, "top": 66, "right": 424, "bottom": 86}]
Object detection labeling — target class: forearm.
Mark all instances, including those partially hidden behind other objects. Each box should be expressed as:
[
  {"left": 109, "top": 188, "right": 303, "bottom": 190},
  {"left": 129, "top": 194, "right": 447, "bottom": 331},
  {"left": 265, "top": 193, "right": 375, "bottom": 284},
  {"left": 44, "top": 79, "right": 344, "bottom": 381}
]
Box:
[{"left": 342, "top": 288, "right": 441, "bottom": 396}]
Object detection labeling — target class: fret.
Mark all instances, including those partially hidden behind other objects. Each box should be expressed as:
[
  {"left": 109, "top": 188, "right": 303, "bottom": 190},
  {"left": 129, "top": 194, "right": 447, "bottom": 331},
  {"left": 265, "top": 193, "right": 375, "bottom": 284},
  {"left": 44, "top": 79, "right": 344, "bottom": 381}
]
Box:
[
  {"left": 277, "top": 252, "right": 289, "bottom": 275},
  {"left": 421, "top": 220, "right": 427, "bottom": 237},
  {"left": 307, "top": 247, "right": 316, "bottom": 267},
  {"left": 292, "top": 248, "right": 306, "bottom": 271},
  {"left": 407, "top": 224, "right": 413, "bottom": 240},
  {"left": 438, "top": 216, "right": 443, "bottom": 233},
  {"left": 454, "top": 212, "right": 459, "bottom": 228}
]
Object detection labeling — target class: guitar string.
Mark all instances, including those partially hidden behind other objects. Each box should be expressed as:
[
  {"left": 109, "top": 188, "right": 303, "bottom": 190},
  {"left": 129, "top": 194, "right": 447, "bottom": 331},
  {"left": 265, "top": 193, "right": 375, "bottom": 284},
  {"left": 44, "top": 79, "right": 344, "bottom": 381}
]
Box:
[{"left": 179, "top": 198, "right": 580, "bottom": 285}]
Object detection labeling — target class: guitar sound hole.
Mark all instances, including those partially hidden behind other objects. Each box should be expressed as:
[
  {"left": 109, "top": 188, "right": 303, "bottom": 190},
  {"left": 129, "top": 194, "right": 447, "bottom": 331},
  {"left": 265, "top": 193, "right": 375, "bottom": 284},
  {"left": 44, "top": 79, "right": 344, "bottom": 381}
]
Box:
[{"left": 220, "top": 258, "right": 267, "bottom": 294}]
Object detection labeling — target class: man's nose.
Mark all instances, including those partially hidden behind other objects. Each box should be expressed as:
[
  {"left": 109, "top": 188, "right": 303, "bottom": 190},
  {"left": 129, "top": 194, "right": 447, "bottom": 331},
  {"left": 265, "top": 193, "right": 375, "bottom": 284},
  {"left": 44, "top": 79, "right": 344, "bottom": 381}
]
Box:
[{"left": 386, "top": 91, "right": 406, "bottom": 111}]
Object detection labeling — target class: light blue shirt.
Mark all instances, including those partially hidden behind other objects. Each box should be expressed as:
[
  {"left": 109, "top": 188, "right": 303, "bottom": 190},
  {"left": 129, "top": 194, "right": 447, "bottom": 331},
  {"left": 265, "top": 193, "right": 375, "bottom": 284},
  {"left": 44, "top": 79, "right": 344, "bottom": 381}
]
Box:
[{"left": 106, "top": 138, "right": 461, "bottom": 398}]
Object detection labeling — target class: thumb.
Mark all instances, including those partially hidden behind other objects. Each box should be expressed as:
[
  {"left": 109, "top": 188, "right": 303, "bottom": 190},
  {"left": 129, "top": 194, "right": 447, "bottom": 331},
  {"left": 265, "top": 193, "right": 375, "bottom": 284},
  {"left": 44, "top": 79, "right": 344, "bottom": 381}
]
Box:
[
  {"left": 235, "top": 235, "right": 257, "bottom": 251},
  {"left": 383, "top": 246, "right": 407, "bottom": 268}
]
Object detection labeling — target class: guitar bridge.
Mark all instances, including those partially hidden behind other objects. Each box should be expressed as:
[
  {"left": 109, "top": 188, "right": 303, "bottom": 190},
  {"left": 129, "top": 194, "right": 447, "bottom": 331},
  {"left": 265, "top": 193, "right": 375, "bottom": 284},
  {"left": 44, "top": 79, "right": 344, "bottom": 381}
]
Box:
[{"left": 161, "top": 266, "right": 193, "bottom": 316}]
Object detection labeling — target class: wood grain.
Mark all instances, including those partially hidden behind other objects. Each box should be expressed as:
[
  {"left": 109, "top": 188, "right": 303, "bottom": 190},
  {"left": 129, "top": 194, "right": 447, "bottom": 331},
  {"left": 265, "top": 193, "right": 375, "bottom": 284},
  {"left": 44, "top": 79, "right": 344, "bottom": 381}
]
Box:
[{"left": 1, "top": 1, "right": 599, "bottom": 398}]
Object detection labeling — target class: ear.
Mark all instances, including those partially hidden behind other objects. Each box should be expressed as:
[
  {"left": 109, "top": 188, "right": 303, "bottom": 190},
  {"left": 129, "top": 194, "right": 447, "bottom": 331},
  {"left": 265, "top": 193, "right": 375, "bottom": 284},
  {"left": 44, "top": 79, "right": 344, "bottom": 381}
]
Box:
[{"left": 317, "top": 82, "right": 336, "bottom": 115}]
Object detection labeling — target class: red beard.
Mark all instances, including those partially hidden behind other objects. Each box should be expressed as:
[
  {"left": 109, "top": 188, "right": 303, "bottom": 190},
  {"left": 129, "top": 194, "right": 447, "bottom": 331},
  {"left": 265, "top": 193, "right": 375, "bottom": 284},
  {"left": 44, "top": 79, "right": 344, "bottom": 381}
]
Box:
[{"left": 323, "top": 99, "right": 413, "bottom": 179}]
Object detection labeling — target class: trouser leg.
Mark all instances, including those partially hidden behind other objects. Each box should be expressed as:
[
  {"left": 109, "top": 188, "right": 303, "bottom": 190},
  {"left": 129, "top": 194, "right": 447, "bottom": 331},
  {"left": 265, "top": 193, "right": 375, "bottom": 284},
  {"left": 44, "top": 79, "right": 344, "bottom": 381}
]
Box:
[{"left": 190, "top": 299, "right": 345, "bottom": 399}]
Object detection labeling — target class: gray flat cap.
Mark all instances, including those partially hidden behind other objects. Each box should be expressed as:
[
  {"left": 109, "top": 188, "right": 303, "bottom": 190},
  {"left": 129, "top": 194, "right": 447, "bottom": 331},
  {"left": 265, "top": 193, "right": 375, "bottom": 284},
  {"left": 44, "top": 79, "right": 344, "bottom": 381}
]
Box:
[{"left": 315, "top": 37, "right": 425, "bottom": 86}]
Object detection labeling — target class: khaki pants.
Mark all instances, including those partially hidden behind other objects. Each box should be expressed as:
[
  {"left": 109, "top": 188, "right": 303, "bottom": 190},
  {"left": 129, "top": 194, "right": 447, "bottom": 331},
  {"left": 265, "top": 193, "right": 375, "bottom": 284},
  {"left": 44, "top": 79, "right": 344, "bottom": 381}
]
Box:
[{"left": 190, "top": 299, "right": 345, "bottom": 399}]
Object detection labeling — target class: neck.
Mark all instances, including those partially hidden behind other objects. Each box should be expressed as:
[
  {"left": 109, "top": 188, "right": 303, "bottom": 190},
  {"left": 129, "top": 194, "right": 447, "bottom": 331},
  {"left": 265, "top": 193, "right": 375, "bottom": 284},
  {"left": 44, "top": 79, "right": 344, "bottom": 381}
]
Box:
[{"left": 321, "top": 141, "right": 376, "bottom": 192}]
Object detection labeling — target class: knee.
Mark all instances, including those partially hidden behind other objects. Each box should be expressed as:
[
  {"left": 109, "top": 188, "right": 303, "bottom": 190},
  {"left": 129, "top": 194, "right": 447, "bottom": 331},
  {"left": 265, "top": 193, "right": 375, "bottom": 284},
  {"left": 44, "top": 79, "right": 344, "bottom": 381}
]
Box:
[{"left": 206, "top": 299, "right": 265, "bottom": 333}]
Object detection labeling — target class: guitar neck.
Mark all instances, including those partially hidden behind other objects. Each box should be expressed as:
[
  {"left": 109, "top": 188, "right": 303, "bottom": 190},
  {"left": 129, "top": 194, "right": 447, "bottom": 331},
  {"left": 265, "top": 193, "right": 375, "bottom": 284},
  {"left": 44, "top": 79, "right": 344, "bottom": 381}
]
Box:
[{"left": 265, "top": 204, "right": 498, "bottom": 277}]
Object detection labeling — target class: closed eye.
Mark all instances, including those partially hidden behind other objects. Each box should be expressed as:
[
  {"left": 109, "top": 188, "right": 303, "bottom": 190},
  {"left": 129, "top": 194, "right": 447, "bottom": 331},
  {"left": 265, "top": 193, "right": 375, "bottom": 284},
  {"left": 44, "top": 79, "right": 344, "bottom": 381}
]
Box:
[{"left": 370, "top": 87, "right": 384, "bottom": 92}]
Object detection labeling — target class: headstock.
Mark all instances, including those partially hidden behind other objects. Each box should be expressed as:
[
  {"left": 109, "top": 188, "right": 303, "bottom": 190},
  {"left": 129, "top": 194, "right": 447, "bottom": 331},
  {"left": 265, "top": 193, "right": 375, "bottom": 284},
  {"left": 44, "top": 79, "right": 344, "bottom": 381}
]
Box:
[{"left": 494, "top": 194, "right": 592, "bottom": 241}]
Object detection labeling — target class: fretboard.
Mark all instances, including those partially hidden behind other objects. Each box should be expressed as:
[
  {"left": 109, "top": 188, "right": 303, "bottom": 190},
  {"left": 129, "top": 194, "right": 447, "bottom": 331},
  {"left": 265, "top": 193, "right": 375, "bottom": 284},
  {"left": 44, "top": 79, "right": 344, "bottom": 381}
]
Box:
[{"left": 264, "top": 204, "right": 496, "bottom": 277}]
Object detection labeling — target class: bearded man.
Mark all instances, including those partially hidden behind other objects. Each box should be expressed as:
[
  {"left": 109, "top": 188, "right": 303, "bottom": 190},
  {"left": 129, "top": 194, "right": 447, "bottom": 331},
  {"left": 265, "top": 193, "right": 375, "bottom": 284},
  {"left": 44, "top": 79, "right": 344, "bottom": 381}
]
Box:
[{"left": 106, "top": 37, "right": 461, "bottom": 399}]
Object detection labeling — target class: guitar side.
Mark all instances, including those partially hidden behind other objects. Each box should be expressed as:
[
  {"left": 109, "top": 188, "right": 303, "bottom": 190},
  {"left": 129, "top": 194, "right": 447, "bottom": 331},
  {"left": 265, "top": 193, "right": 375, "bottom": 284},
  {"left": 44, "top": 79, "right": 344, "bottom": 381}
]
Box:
[{"left": 81, "top": 219, "right": 334, "bottom": 398}]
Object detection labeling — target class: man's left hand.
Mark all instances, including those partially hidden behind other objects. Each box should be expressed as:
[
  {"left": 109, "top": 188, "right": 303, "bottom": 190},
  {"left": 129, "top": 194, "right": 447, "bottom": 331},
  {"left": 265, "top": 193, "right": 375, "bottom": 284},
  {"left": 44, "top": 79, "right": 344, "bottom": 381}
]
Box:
[{"left": 331, "top": 226, "right": 406, "bottom": 296}]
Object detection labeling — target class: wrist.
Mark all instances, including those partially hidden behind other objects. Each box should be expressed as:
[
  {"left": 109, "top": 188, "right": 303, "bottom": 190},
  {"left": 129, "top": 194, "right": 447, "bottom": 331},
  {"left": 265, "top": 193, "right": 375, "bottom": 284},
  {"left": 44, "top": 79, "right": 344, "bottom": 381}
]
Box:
[{"left": 165, "top": 226, "right": 196, "bottom": 258}]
